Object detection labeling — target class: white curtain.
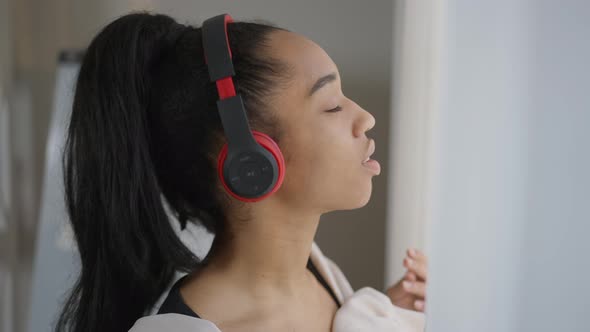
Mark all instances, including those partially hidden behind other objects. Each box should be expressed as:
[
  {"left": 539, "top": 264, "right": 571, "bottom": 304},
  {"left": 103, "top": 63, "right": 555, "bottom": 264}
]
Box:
[{"left": 385, "top": 0, "right": 444, "bottom": 286}]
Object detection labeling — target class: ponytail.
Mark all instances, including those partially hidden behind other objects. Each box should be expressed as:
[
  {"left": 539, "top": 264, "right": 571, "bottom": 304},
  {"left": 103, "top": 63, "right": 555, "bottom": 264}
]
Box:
[{"left": 57, "top": 13, "right": 198, "bottom": 331}]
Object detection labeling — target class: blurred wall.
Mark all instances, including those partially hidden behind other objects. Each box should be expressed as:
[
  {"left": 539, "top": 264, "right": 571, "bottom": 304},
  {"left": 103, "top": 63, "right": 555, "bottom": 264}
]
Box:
[
  {"left": 425, "top": 1, "right": 590, "bottom": 331},
  {"left": 4, "top": 1, "right": 395, "bottom": 331}
]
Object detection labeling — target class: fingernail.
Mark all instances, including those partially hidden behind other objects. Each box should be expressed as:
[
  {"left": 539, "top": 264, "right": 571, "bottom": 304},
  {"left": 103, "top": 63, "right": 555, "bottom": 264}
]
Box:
[
  {"left": 407, "top": 258, "right": 414, "bottom": 266},
  {"left": 409, "top": 248, "right": 416, "bottom": 256},
  {"left": 403, "top": 281, "right": 412, "bottom": 290}
]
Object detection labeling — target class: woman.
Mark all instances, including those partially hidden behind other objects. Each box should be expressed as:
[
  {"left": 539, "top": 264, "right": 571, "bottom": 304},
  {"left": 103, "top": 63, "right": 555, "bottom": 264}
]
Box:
[{"left": 56, "top": 12, "right": 428, "bottom": 332}]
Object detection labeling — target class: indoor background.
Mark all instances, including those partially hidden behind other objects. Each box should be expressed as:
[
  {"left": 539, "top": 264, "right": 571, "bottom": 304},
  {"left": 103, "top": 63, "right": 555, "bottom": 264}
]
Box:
[
  {"left": 1, "top": 1, "right": 409, "bottom": 331},
  {"left": 1, "top": 1, "right": 589, "bottom": 332}
]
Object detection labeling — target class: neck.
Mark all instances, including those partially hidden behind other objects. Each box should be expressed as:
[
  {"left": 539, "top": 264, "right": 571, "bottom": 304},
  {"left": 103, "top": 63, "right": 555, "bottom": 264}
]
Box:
[{"left": 205, "top": 203, "right": 321, "bottom": 296}]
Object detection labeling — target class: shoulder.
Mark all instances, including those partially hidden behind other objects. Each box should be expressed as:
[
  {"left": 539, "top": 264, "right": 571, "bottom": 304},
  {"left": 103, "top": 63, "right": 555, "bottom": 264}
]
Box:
[{"left": 129, "top": 313, "right": 221, "bottom": 332}]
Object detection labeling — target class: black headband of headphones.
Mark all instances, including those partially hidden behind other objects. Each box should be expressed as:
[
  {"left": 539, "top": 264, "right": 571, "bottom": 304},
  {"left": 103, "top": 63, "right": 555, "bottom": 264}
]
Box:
[{"left": 202, "top": 14, "right": 258, "bottom": 149}]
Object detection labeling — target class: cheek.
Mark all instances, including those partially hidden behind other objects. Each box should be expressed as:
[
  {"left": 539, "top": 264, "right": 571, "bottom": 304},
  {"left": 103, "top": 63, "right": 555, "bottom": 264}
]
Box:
[
  {"left": 317, "top": 146, "right": 373, "bottom": 206},
  {"left": 291, "top": 139, "right": 373, "bottom": 209},
  {"left": 277, "top": 116, "right": 373, "bottom": 209},
  {"left": 274, "top": 132, "right": 315, "bottom": 200}
]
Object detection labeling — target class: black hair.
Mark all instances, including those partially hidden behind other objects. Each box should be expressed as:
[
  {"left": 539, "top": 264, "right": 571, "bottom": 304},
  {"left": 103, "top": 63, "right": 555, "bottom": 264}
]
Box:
[{"left": 56, "top": 12, "right": 292, "bottom": 332}]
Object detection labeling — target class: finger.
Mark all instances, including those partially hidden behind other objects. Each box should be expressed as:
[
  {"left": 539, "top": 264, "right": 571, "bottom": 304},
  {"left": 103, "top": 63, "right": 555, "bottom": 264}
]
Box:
[
  {"left": 407, "top": 248, "right": 421, "bottom": 257},
  {"left": 402, "top": 281, "right": 426, "bottom": 298},
  {"left": 408, "top": 248, "right": 429, "bottom": 267},
  {"left": 404, "top": 271, "right": 417, "bottom": 282},
  {"left": 414, "top": 299, "right": 425, "bottom": 312},
  {"left": 403, "top": 257, "right": 427, "bottom": 281},
  {"left": 404, "top": 257, "right": 428, "bottom": 281}
]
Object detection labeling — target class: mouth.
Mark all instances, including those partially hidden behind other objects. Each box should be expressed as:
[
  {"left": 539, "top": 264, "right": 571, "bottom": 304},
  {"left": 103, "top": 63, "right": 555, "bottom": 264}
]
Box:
[
  {"left": 362, "top": 139, "right": 376, "bottom": 163},
  {"left": 362, "top": 139, "right": 381, "bottom": 175}
]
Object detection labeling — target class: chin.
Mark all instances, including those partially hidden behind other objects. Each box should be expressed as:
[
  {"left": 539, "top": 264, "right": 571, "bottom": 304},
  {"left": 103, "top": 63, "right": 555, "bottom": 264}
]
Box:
[
  {"left": 339, "top": 186, "right": 373, "bottom": 210},
  {"left": 355, "top": 192, "right": 372, "bottom": 208},
  {"left": 317, "top": 176, "right": 374, "bottom": 211}
]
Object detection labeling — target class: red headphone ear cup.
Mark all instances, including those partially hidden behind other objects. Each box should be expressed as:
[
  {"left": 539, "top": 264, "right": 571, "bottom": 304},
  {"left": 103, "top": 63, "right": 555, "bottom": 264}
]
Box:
[
  {"left": 216, "top": 131, "right": 286, "bottom": 202},
  {"left": 251, "top": 131, "right": 285, "bottom": 189},
  {"left": 251, "top": 131, "right": 284, "bottom": 162}
]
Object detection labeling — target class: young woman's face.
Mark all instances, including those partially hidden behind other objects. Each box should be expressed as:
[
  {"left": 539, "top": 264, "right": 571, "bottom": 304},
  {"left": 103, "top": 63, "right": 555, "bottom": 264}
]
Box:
[{"left": 266, "top": 30, "right": 379, "bottom": 213}]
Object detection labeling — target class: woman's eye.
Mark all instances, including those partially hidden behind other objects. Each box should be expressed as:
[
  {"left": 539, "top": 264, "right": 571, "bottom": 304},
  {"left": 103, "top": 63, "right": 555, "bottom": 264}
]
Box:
[{"left": 326, "top": 106, "right": 342, "bottom": 113}]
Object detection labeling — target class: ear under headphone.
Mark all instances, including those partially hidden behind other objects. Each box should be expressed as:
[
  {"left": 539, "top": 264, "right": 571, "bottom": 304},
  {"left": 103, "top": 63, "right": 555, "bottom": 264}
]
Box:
[{"left": 202, "top": 13, "right": 286, "bottom": 202}]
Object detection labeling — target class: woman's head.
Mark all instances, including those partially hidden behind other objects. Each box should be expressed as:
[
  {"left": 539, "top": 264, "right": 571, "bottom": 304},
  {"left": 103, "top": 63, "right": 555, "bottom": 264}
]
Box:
[
  {"left": 150, "top": 16, "right": 378, "bottom": 228},
  {"left": 260, "top": 30, "right": 378, "bottom": 214},
  {"left": 57, "top": 11, "right": 376, "bottom": 332}
]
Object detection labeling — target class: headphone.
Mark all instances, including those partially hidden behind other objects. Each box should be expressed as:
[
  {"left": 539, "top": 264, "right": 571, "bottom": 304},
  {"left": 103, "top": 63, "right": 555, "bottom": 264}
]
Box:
[{"left": 202, "top": 14, "right": 286, "bottom": 202}]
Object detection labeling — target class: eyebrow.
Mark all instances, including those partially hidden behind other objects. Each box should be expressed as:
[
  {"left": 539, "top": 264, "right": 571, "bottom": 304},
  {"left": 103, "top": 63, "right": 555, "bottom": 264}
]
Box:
[{"left": 308, "top": 72, "right": 338, "bottom": 97}]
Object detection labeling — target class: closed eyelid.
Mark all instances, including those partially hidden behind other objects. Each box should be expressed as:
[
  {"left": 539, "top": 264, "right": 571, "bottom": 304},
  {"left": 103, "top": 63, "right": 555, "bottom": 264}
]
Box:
[{"left": 325, "top": 105, "right": 342, "bottom": 112}]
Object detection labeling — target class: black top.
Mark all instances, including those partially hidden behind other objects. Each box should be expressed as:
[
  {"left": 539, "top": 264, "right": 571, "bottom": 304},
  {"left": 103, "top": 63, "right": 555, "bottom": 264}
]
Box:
[{"left": 158, "top": 257, "right": 341, "bottom": 319}]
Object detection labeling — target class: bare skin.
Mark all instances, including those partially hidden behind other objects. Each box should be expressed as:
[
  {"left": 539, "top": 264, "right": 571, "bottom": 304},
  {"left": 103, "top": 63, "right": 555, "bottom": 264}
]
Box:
[
  {"left": 386, "top": 248, "right": 429, "bottom": 312},
  {"left": 179, "top": 29, "right": 427, "bottom": 331}
]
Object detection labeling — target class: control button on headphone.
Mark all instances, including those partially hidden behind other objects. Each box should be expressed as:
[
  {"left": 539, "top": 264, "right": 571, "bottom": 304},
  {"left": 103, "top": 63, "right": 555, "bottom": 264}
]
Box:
[
  {"left": 240, "top": 162, "right": 260, "bottom": 179},
  {"left": 224, "top": 150, "right": 276, "bottom": 198},
  {"left": 239, "top": 154, "right": 253, "bottom": 163}
]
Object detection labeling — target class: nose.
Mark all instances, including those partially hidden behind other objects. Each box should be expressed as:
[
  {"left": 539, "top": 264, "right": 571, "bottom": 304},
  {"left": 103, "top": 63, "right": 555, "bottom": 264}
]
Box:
[{"left": 353, "top": 103, "right": 376, "bottom": 138}]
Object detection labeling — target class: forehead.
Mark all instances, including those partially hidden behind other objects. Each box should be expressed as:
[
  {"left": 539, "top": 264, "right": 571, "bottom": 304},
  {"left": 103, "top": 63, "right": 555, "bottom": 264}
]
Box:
[{"left": 266, "top": 30, "right": 339, "bottom": 95}]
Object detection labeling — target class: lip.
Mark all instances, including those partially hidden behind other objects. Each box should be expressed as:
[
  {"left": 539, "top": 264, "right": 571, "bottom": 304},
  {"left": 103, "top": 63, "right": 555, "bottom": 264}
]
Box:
[
  {"left": 363, "top": 139, "right": 376, "bottom": 163},
  {"left": 362, "top": 139, "right": 380, "bottom": 175},
  {"left": 362, "top": 159, "right": 381, "bottom": 175}
]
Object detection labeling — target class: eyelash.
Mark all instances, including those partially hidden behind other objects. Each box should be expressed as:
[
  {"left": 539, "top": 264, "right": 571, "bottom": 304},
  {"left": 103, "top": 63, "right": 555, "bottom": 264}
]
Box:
[{"left": 326, "top": 106, "right": 342, "bottom": 113}]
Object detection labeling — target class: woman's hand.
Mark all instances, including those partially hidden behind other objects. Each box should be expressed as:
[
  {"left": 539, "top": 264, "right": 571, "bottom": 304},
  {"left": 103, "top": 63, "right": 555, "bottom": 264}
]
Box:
[{"left": 385, "top": 248, "right": 428, "bottom": 312}]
